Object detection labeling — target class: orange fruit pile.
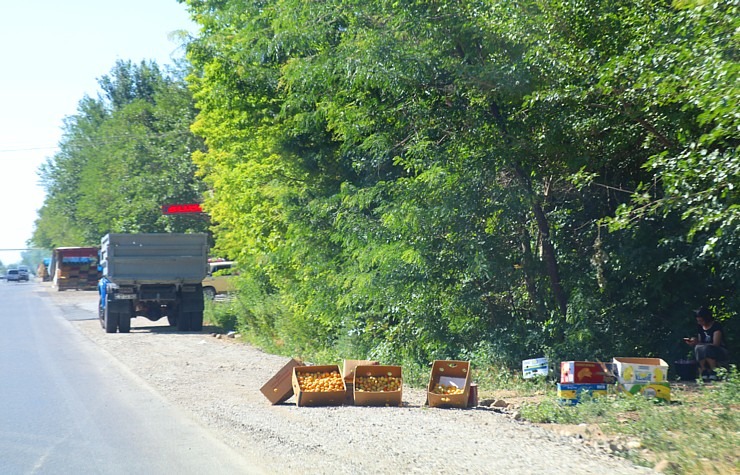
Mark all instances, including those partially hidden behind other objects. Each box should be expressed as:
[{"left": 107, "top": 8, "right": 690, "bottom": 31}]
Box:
[
  {"left": 297, "top": 370, "right": 345, "bottom": 392},
  {"left": 355, "top": 375, "right": 402, "bottom": 392},
  {"left": 431, "top": 383, "right": 464, "bottom": 395}
]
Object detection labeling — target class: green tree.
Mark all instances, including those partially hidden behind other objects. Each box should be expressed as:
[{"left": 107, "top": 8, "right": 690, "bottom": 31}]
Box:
[
  {"left": 182, "top": 0, "right": 738, "bottom": 367},
  {"left": 33, "top": 60, "right": 208, "bottom": 248}
]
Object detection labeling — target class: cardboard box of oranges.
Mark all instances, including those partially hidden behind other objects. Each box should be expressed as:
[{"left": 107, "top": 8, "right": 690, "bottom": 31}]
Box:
[
  {"left": 342, "top": 359, "right": 379, "bottom": 405},
  {"left": 427, "top": 360, "right": 471, "bottom": 408},
  {"left": 353, "top": 365, "right": 403, "bottom": 407},
  {"left": 291, "top": 365, "right": 347, "bottom": 407}
]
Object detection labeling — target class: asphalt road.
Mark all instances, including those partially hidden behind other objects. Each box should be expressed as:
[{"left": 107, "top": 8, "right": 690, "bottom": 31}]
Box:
[{"left": 0, "top": 281, "right": 258, "bottom": 474}]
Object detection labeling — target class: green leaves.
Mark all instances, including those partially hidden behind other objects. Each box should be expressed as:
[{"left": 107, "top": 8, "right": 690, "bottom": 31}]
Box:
[
  {"left": 33, "top": 60, "right": 207, "bottom": 248},
  {"left": 183, "top": 0, "right": 738, "bottom": 367}
]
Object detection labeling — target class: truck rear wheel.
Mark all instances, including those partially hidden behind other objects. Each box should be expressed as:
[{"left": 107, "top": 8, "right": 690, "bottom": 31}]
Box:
[{"left": 104, "top": 305, "right": 118, "bottom": 333}]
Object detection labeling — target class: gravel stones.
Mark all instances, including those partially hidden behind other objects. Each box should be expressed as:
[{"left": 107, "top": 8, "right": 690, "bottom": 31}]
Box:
[{"left": 47, "top": 287, "right": 652, "bottom": 475}]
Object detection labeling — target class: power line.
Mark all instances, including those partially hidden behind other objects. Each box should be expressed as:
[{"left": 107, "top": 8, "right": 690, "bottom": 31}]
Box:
[
  {"left": 0, "top": 249, "right": 48, "bottom": 252},
  {"left": 0, "top": 146, "right": 58, "bottom": 154}
]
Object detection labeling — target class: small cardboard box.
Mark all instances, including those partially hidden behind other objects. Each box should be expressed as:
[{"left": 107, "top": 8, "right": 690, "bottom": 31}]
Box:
[
  {"left": 561, "top": 361, "right": 615, "bottom": 384},
  {"left": 618, "top": 382, "right": 671, "bottom": 402},
  {"left": 342, "top": 359, "right": 380, "bottom": 383},
  {"left": 260, "top": 358, "right": 303, "bottom": 404},
  {"left": 427, "top": 360, "right": 471, "bottom": 408},
  {"left": 291, "top": 365, "right": 346, "bottom": 407},
  {"left": 613, "top": 357, "right": 669, "bottom": 384},
  {"left": 353, "top": 365, "right": 403, "bottom": 407},
  {"left": 522, "top": 357, "right": 549, "bottom": 379},
  {"left": 557, "top": 383, "right": 608, "bottom": 405}
]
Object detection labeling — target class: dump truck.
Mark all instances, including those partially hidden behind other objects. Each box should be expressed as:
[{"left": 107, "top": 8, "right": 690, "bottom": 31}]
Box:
[{"left": 98, "top": 233, "right": 209, "bottom": 333}]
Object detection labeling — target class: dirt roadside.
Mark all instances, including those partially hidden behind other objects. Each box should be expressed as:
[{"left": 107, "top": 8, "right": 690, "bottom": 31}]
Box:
[{"left": 41, "top": 283, "right": 653, "bottom": 474}]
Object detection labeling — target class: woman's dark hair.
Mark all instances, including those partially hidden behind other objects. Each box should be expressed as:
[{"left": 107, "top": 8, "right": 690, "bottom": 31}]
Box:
[{"left": 695, "top": 306, "right": 713, "bottom": 321}]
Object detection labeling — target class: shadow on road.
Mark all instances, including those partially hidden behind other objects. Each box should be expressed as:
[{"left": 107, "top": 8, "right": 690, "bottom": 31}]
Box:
[{"left": 126, "top": 321, "right": 222, "bottom": 335}]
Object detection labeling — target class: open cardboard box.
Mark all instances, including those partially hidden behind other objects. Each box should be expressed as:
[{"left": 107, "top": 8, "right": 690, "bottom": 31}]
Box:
[
  {"left": 613, "top": 357, "right": 669, "bottom": 384},
  {"left": 353, "top": 365, "right": 403, "bottom": 407},
  {"left": 291, "top": 365, "right": 346, "bottom": 407},
  {"left": 260, "top": 358, "right": 303, "bottom": 404},
  {"left": 342, "top": 360, "right": 379, "bottom": 405},
  {"left": 427, "top": 360, "right": 471, "bottom": 408}
]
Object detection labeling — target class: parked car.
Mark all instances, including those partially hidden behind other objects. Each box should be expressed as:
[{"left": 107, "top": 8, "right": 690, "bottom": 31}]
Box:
[
  {"left": 17, "top": 265, "right": 30, "bottom": 281},
  {"left": 6, "top": 269, "right": 20, "bottom": 282},
  {"left": 201, "top": 261, "right": 236, "bottom": 299}
]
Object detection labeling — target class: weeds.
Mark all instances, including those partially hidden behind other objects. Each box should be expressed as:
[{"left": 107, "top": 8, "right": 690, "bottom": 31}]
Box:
[
  {"left": 516, "top": 366, "right": 740, "bottom": 474},
  {"left": 203, "top": 298, "right": 239, "bottom": 332}
]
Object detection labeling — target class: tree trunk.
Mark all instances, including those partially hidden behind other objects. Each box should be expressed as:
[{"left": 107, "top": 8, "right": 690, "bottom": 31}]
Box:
[
  {"left": 513, "top": 165, "right": 568, "bottom": 319},
  {"left": 519, "top": 225, "right": 546, "bottom": 320},
  {"left": 531, "top": 200, "right": 568, "bottom": 317}
]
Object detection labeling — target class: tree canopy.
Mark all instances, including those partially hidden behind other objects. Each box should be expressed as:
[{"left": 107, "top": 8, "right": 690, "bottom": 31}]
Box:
[
  {"left": 180, "top": 0, "right": 738, "bottom": 368},
  {"left": 32, "top": 1, "right": 737, "bottom": 371},
  {"left": 33, "top": 60, "right": 209, "bottom": 249}
]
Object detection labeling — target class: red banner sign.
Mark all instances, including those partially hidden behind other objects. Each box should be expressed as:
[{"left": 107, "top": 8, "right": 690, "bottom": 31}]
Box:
[{"left": 161, "top": 203, "right": 203, "bottom": 214}]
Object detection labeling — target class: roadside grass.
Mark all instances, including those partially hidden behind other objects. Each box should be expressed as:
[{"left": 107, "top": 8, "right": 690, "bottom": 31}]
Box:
[
  {"left": 203, "top": 298, "right": 238, "bottom": 332},
  {"left": 513, "top": 366, "right": 740, "bottom": 475}
]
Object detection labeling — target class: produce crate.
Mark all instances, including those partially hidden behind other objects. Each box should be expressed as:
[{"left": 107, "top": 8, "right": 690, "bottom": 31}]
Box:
[
  {"left": 613, "top": 357, "right": 668, "bottom": 384},
  {"left": 291, "top": 365, "right": 346, "bottom": 407},
  {"left": 260, "top": 358, "right": 303, "bottom": 404},
  {"left": 427, "top": 360, "right": 471, "bottom": 409},
  {"left": 353, "top": 365, "right": 403, "bottom": 407},
  {"left": 557, "top": 383, "right": 608, "bottom": 405},
  {"left": 561, "top": 361, "right": 615, "bottom": 384}
]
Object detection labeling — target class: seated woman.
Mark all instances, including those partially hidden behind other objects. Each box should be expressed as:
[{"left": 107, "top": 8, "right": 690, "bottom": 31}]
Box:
[{"left": 685, "top": 306, "right": 729, "bottom": 381}]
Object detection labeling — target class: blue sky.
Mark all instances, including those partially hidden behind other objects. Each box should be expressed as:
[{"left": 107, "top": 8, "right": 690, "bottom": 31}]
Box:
[{"left": 0, "top": 1, "right": 196, "bottom": 265}]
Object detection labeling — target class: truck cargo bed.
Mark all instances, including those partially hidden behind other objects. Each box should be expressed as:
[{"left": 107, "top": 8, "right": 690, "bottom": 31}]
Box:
[{"left": 100, "top": 233, "right": 209, "bottom": 284}]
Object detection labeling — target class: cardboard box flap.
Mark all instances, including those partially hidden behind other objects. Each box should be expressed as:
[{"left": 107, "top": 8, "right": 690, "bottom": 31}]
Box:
[
  {"left": 260, "top": 358, "right": 303, "bottom": 405},
  {"left": 342, "top": 359, "right": 380, "bottom": 382}
]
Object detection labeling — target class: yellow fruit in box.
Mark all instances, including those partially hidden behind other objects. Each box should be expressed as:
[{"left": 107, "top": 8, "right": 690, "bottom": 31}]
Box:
[
  {"left": 432, "top": 383, "right": 464, "bottom": 395},
  {"left": 297, "top": 370, "right": 344, "bottom": 392},
  {"left": 355, "top": 374, "right": 402, "bottom": 392}
]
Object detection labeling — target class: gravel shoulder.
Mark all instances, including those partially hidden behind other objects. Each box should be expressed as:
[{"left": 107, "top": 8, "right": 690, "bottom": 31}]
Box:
[{"left": 42, "top": 284, "right": 653, "bottom": 474}]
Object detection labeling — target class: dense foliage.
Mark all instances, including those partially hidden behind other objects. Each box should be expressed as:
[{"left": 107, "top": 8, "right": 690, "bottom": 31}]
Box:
[
  {"left": 33, "top": 60, "right": 208, "bottom": 249},
  {"left": 31, "top": 2, "right": 737, "bottom": 372},
  {"left": 181, "top": 0, "right": 738, "bottom": 369}
]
